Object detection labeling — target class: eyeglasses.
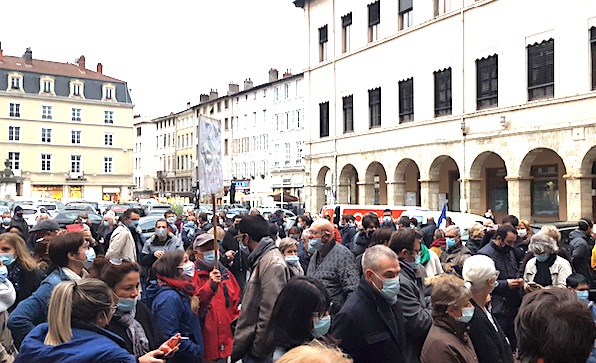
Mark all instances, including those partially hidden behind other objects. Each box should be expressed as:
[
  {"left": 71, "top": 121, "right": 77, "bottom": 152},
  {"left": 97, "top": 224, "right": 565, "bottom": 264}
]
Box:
[
  {"left": 109, "top": 256, "right": 132, "bottom": 265},
  {"left": 235, "top": 233, "right": 247, "bottom": 241},
  {"left": 409, "top": 249, "right": 421, "bottom": 257}
]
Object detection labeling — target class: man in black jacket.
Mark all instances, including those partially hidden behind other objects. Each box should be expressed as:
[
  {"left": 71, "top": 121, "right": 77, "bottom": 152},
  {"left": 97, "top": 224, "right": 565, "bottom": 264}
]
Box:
[
  {"left": 419, "top": 217, "right": 437, "bottom": 247},
  {"left": 569, "top": 218, "right": 594, "bottom": 283},
  {"left": 332, "top": 245, "right": 405, "bottom": 363},
  {"left": 477, "top": 224, "right": 522, "bottom": 351}
]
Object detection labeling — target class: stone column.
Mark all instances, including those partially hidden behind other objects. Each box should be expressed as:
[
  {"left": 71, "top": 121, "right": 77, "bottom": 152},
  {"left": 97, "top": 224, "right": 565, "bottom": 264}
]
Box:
[
  {"left": 420, "top": 180, "right": 439, "bottom": 210},
  {"left": 464, "top": 178, "right": 483, "bottom": 215},
  {"left": 388, "top": 180, "right": 405, "bottom": 206},
  {"left": 505, "top": 176, "right": 532, "bottom": 221},
  {"left": 337, "top": 182, "right": 349, "bottom": 204},
  {"left": 565, "top": 174, "right": 592, "bottom": 221},
  {"left": 358, "top": 181, "right": 372, "bottom": 205}
]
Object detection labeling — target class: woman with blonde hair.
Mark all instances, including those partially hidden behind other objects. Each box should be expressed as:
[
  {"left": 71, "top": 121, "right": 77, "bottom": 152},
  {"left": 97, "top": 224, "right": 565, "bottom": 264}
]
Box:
[
  {"left": 279, "top": 238, "right": 304, "bottom": 277},
  {"left": 277, "top": 341, "right": 352, "bottom": 363},
  {"left": 421, "top": 274, "right": 478, "bottom": 363},
  {"left": 16, "top": 279, "right": 174, "bottom": 363},
  {"left": 465, "top": 223, "right": 485, "bottom": 255},
  {"left": 0, "top": 233, "right": 44, "bottom": 310}
]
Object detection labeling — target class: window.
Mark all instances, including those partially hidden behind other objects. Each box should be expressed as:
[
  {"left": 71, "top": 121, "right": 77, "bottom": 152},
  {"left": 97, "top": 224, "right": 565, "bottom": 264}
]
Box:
[
  {"left": 342, "top": 13, "right": 352, "bottom": 53},
  {"left": 224, "top": 139, "right": 229, "bottom": 156},
  {"left": 42, "top": 105, "right": 53, "bottom": 120},
  {"left": 225, "top": 118, "right": 229, "bottom": 131},
  {"left": 434, "top": 68, "right": 452, "bottom": 116},
  {"left": 217, "top": 102, "right": 221, "bottom": 112},
  {"left": 8, "top": 152, "right": 20, "bottom": 170},
  {"left": 70, "top": 155, "right": 81, "bottom": 173},
  {"left": 284, "top": 83, "right": 290, "bottom": 99},
  {"left": 105, "top": 87, "right": 113, "bottom": 100},
  {"left": 41, "top": 154, "right": 52, "bottom": 172},
  {"left": 43, "top": 80, "right": 51, "bottom": 93},
  {"left": 590, "top": 27, "right": 596, "bottom": 90},
  {"left": 285, "top": 143, "right": 291, "bottom": 165},
  {"left": 263, "top": 89, "right": 267, "bottom": 97},
  {"left": 319, "top": 25, "right": 328, "bottom": 62},
  {"left": 104, "top": 132, "right": 114, "bottom": 146},
  {"left": 71, "top": 130, "right": 81, "bottom": 144},
  {"left": 369, "top": 88, "right": 381, "bottom": 128},
  {"left": 103, "top": 157, "right": 113, "bottom": 173},
  {"left": 368, "top": 1, "right": 380, "bottom": 42},
  {"left": 73, "top": 83, "right": 81, "bottom": 96},
  {"left": 527, "top": 39, "right": 554, "bottom": 101},
  {"left": 10, "top": 77, "right": 20, "bottom": 90},
  {"left": 253, "top": 112, "right": 257, "bottom": 126},
  {"left": 9, "top": 103, "right": 20, "bottom": 117},
  {"left": 274, "top": 144, "right": 280, "bottom": 167},
  {"left": 225, "top": 99, "right": 229, "bottom": 109},
  {"left": 41, "top": 128, "right": 52, "bottom": 143},
  {"left": 343, "top": 95, "right": 354, "bottom": 132},
  {"left": 104, "top": 111, "right": 114, "bottom": 124},
  {"left": 399, "top": 78, "right": 414, "bottom": 122},
  {"left": 399, "top": 0, "right": 413, "bottom": 29},
  {"left": 253, "top": 92, "right": 257, "bottom": 100},
  {"left": 71, "top": 108, "right": 82, "bottom": 122},
  {"left": 296, "top": 109, "right": 301, "bottom": 128},
  {"left": 136, "top": 127, "right": 141, "bottom": 136},
  {"left": 296, "top": 142, "right": 303, "bottom": 165},
  {"left": 531, "top": 165, "right": 559, "bottom": 217},
  {"left": 8, "top": 126, "right": 20, "bottom": 141},
  {"left": 319, "top": 102, "right": 330, "bottom": 137},
  {"left": 476, "top": 55, "right": 498, "bottom": 109},
  {"left": 435, "top": 0, "right": 451, "bottom": 16},
  {"left": 274, "top": 86, "right": 280, "bottom": 101}
]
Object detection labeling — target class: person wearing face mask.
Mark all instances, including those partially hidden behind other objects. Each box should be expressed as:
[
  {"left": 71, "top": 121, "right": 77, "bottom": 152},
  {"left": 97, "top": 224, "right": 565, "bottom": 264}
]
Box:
[
  {"left": 148, "top": 250, "right": 204, "bottom": 363},
  {"left": 380, "top": 209, "right": 396, "bottom": 231},
  {"left": 477, "top": 224, "right": 522, "bottom": 351},
  {"left": 440, "top": 225, "right": 472, "bottom": 276},
  {"left": 570, "top": 218, "right": 595, "bottom": 283},
  {"left": 97, "top": 214, "right": 116, "bottom": 247},
  {"left": 338, "top": 214, "right": 356, "bottom": 249},
  {"left": 523, "top": 233, "right": 572, "bottom": 289},
  {"left": 463, "top": 255, "right": 513, "bottom": 363},
  {"left": 265, "top": 276, "right": 332, "bottom": 362},
  {"left": 8, "top": 232, "right": 95, "bottom": 348},
  {"left": 10, "top": 206, "right": 29, "bottom": 241},
  {"left": 421, "top": 274, "right": 478, "bottom": 363},
  {"left": 306, "top": 219, "right": 359, "bottom": 316},
  {"left": 350, "top": 213, "right": 379, "bottom": 257},
  {"left": 192, "top": 233, "right": 240, "bottom": 363},
  {"left": 107, "top": 208, "right": 144, "bottom": 263},
  {"left": 140, "top": 219, "right": 183, "bottom": 288},
  {"left": 181, "top": 216, "right": 198, "bottom": 249},
  {"left": 388, "top": 228, "right": 432, "bottom": 363},
  {"left": 566, "top": 272, "right": 596, "bottom": 362},
  {"left": 279, "top": 238, "right": 304, "bottom": 277},
  {"left": 0, "top": 259, "right": 17, "bottom": 362},
  {"left": 99, "top": 257, "right": 165, "bottom": 359},
  {"left": 163, "top": 210, "right": 181, "bottom": 237},
  {"left": 332, "top": 245, "right": 405, "bottom": 363},
  {"left": 16, "top": 279, "right": 176, "bottom": 363},
  {"left": 0, "top": 212, "right": 11, "bottom": 234}
]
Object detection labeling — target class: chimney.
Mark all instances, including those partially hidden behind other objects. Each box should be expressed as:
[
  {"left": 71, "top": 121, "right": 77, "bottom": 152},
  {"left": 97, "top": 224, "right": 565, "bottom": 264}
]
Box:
[
  {"left": 268, "top": 68, "right": 279, "bottom": 82},
  {"left": 23, "top": 47, "right": 33, "bottom": 65},
  {"left": 0, "top": 42, "right": 3, "bottom": 62},
  {"left": 187, "top": 102, "right": 191, "bottom": 109},
  {"left": 243, "top": 78, "right": 253, "bottom": 91},
  {"left": 77, "top": 55, "right": 85, "bottom": 70},
  {"left": 96, "top": 63, "right": 103, "bottom": 74},
  {"left": 209, "top": 89, "right": 218, "bottom": 100},
  {"left": 199, "top": 94, "right": 209, "bottom": 103},
  {"left": 227, "top": 82, "right": 239, "bottom": 95},
  {"left": 283, "top": 69, "right": 293, "bottom": 78}
]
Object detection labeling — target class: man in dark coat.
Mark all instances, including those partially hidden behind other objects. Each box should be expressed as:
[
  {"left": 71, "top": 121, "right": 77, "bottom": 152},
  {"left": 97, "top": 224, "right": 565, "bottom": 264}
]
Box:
[
  {"left": 269, "top": 210, "right": 286, "bottom": 239},
  {"left": 332, "top": 245, "right": 405, "bottom": 363},
  {"left": 419, "top": 217, "right": 437, "bottom": 247},
  {"left": 569, "top": 218, "right": 594, "bottom": 283},
  {"left": 477, "top": 224, "right": 522, "bottom": 351},
  {"left": 11, "top": 206, "right": 29, "bottom": 240},
  {"left": 338, "top": 214, "right": 356, "bottom": 249}
]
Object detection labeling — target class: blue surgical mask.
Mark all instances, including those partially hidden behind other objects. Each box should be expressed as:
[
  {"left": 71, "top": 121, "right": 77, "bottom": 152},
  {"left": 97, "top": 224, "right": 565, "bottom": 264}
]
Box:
[
  {"left": 103, "top": 221, "right": 109, "bottom": 227},
  {"left": 308, "top": 238, "right": 323, "bottom": 254},
  {"left": 117, "top": 297, "right": 138, "bottom": 312},
  {"left": 414, "top": 253, "right": 421, "bottom": 266},
  {"left": 186, "top": 221, "right": 196, "bottom": 227},
  {"left": 383, "top": 216, "right": 392, "bottom": 224},
  {"left": 577, "top": 290, "right": 590, "bottom": 300},
  {"left": 0, "top": 254, "right": 15, "bottom": 267},
  {"left": 455, "top": 306, "right": 475, "bottom": 323},
  {"left": 312, "top": 315, "right": 331, "bottom": 338},
  {"left": 446, "top": 238, "right": 456, "bottom": 249},
  {"left": 285, "top": 255, "right": 300, "bottom": 265},
  {"left": 131, "top": 220, "right": 139, "bottom": 227},
  {"left": 535, "top": 254, "right": 549, "bottom": 263},
  {"left": 2, "top": 218, "right": 10, "bottom": 225},
  {"left": 0, "top": 265, "right": 7, "bottom": 283},
  {"left": 166, "top": 217, "right": 176, "bottom": 224},
  {"left": 380, "top": 276, "right": 401, "bottom": 301},
  {"left": 201, "top": 250, "right": 215, "bottom": 265},
  {"left": 83, "top": 248, "right": 96, "bottom": 269}
]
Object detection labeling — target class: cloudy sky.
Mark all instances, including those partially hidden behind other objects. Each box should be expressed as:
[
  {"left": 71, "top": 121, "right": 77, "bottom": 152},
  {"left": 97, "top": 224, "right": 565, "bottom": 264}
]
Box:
[{"left": 1, "top": 0, "right": 305, "bottom": 118}]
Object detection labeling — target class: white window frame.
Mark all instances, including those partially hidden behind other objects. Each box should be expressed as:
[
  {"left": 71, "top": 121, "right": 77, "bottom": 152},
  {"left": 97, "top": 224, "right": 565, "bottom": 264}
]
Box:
[
  {"left": 8, "top": 151, "right": 20, "bottom": 170},
  {"left": 70, "top": 80, "right": 85, "bottom": 98},
  {"left": 103, "top": 156, "right": 114, "bottom": 174},
  {"left": 41, "top": 128, "right": 52, "bottom": 143},
  {"left": 284, "top": 83, "right": 290, "bottom": 99},
  {"left": 71, "top": 130, "right": 82, "bottom": 144},
  {"left": 104, "top": 132, "right": 114, "bottom": 146},
  {"left": 41, "top": 105, "right": 53, "bottom": 120},
  {"left": 274, "top": 86, "right": 280, "bottom": 102},
  {"left": 40, "top": 153, "right": 53, "bottom": 172},
  {"left": 8, "top": 125, "right": 20, "bottom": 142},
  {"left": 71, "top": 108, "right": 82, "bottom": 122},
  {"left": 296, "top": 142, "right": 303, "bottom": 165},
  {"left": 285, "top": 143, "right": 291, "bottom": 165},
  {"left": 39, "top": 76, "right": 55, "bottom": 95},
  {"left": 103, "top": 84, "right": 115, "bottom": 101},
  {"left": 70, "top": 155, "right": 82, "bottom": 173},
  {"left": 104, "top": 110, "right": 114, "bottom": 124},
  {"left": 9, "top": 103, "right": 20, "bottom": 118},
  {"left": 7, "top": 73, "right": 23, "bottom": 92}
]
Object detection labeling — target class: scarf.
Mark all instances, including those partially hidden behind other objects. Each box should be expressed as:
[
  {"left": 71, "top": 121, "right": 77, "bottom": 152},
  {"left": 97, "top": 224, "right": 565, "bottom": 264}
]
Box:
[
  {"left": 115, "top": 307, "right": 149, "bottom": 358},
  {"left": 420, "top": 244, "right": 431, "bottom": 266},
  {"left": 430, "top": 238, "right": 446, "bottom": 248},
  {"left": 534, "top": 254, "right": 556, "bottom": 287},
  {"left": 156, "top": 274, "right": 199, "bottom": 296}
]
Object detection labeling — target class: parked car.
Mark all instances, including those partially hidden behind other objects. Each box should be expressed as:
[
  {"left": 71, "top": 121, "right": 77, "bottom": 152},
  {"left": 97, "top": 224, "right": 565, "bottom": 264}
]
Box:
[
  {"left": 35, "top": 201, "right": 65, "bottom": 217},
  {"left": 97, "top": 201, "right": 114, "bottom": 215},
  {"left": 147, "top": 204, "right": 172, "bottom": 217},
  {"left": 530, "top": 222, "right": 578, "bottom": 248},
  {"left": 20, "top": 205, "right": 50, "bottom": 227},
  {"left": 138, "top": 216, "right": 163, "bottom": 240},
  {"left": 400, "top": 209, "right": 489, "bottom": 242},
  {"left": 0, "top": 206, "right": 9, "bottom": 214},
  {"left": 53, "top": 211, "right": 102, "bottom": 229},
  {"left": 65, "top": 202, "right": 97, "bottom": 214},
  {"left": 226, "top": 208, "right": 249, "bottom": 220},
  {"left": 106, "top": 205, "right": 130, "bottom": 217}
]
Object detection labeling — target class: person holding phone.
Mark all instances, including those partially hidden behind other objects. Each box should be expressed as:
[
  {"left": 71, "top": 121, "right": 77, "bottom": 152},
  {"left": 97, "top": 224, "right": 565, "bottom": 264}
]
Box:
[
  {"left": 16, "top": 279, "right": 177, "bottom": 363},
  {"left": 523, "top": 233, "right": 572, "bottom": 290}
]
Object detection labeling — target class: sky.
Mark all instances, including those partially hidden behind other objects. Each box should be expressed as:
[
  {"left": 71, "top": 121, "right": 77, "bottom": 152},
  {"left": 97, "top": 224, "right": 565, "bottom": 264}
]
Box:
[{"left": 1, "top": 0, "right": 305, "bottom": 118}]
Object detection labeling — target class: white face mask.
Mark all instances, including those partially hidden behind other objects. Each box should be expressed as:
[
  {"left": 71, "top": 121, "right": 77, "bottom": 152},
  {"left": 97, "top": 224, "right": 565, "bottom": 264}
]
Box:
[
  {"left": 517, "top": 229, "right": 527, "bottom": 238},
  {"left": 179, "top": 261, "right": 195, "bottom": 278}
]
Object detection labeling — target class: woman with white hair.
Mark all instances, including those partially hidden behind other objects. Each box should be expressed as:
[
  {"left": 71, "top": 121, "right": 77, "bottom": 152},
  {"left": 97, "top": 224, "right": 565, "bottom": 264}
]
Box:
[
  {"left": 462, "top": 255, "right": 513, "bottom": 363},
  {"left": 523, "top": 233, "right": 572, "bottom": 289},
  {"left": 279, "top": 238, "right": 304, "bottom": 277}
]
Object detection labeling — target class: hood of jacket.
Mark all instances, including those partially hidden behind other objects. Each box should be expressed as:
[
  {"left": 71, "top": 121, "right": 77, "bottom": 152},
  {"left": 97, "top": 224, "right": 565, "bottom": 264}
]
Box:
[
  {"left": 570, "top": 229, "right": 588, "bottom": 242},
  {"left": 247, "top": 236, "right": 277, "bottom": 268}
]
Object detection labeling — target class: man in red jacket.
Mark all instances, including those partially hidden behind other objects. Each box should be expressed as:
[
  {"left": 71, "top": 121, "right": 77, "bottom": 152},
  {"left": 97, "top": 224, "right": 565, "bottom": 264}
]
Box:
[{"left": 193, "top": 233, "right": 240, "bottom": 363}]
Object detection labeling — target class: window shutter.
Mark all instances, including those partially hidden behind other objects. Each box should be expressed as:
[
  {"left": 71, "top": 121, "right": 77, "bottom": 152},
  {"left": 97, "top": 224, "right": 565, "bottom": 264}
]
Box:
[
  {"left": 399, "top": 0, "right": 412, "bottom": 13},
  {"left": 342, "top": 13, "right": 352, "bottom": 27},
  {"left": 368, "top": 1, "right": 380, "bottom": 26},
  {"left": 319, "top": 25, "right": 328, "bottom": 44},
  {"left": 528, "top": 39, "right": 554, "bottom": 87}
]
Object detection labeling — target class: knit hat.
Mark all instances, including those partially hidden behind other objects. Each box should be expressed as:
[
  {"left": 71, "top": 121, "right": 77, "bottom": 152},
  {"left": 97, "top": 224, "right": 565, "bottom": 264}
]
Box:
[
  {"left": 13, "top": 206, "right": 22, "bottom": 213},
  {"left": 0, "top": 280, "right": 16, "bottom": 313}
]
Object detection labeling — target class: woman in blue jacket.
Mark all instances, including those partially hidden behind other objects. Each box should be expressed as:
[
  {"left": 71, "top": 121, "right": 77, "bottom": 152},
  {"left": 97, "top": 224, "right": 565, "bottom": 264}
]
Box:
[
  {"left": 16, "top": 279, "right": 172, "bottom": 363},
  {"left": 148, "top": 250, "right": 203, "bottom": 363}
]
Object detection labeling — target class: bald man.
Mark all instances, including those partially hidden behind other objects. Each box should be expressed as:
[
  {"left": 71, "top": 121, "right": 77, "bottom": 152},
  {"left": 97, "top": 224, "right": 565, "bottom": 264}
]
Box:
[{"left": 306, "top": 219, "right": 359, "bottom": 315}]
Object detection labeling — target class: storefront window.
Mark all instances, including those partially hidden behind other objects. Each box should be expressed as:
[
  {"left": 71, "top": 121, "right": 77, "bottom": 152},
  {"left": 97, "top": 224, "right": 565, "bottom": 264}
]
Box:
[{"left": 532, "top": 165, "right": 559, "bottom": 217}]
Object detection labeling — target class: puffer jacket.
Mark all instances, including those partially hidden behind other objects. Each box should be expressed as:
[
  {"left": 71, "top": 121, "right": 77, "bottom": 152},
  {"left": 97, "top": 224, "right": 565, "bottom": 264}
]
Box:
[
  {"left": 569, "top": 229, "right": 593, "bottom": 281},
  {"left": 195, "top": 261, "right": 240, "bottom": 361},
  {"left": 231, "top": 237, "right": 289, "bottom": 361},
  {"left": 523, "top": 255, "right": 572, "bottom": 288}
]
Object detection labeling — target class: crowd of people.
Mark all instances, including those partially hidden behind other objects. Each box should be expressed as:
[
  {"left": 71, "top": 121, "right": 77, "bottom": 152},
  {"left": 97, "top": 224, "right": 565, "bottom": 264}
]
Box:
[{"left": 0, "top": 205, "right": 593, "bottom": 362}]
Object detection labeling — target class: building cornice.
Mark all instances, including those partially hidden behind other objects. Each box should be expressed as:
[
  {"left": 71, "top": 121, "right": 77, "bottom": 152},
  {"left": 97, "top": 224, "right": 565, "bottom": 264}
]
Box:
[{"left": 0, "top": 90, "right": 134, "bottom": 109}]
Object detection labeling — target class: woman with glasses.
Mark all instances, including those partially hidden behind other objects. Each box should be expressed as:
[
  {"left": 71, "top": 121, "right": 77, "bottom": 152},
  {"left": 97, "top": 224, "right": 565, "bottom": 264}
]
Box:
[
  {"left": 462, "top": 255, "right": 513, "bottom": 363},
  {"left": 147, "top": 250, "right": 204, "bottom": 363},
  {"left": 265, "top": 276, "right": 332, "bottom": 362},
  {"left": 8, "top": 232, "right": 95, "bottom": 348},
  {"left": 16, "top": 279, "right": 174, "bottom": 363},
  {"left": 95, "top": 256, "right": 165, "bottom": 359}
]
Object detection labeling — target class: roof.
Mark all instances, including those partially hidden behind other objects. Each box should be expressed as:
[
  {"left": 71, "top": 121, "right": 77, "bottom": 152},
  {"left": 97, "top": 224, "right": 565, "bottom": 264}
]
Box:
[{"left": 0, "top": 55, "right": 123, "bottom": 83}]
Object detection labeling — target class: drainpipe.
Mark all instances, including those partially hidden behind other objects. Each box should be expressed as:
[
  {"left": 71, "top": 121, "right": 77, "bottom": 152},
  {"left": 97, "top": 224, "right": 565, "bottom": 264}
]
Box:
[
  {"left": 332, "top": 0, "right": 339, "bottom": 205},
  {"left": 460, "top": 4, "right": 467, "bottom": 213}
]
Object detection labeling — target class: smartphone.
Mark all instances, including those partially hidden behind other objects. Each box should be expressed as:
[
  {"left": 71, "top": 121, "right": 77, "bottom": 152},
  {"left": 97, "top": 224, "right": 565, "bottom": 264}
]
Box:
[{"left": 528, "top": 282, "right": 537, "bottom": 288}]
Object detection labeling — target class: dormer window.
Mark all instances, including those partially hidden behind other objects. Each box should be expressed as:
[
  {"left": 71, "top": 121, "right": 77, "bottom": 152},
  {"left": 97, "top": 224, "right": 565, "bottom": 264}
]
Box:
[
  {"left": 12, "top": 78, "right": 20, "bottom": 90},
  {"left": 73, "top": 84, "right": 80, "bottom": 96},
  {"left": 7, "top": 73, "right": 23, "bottom": 92},
  {"left": 70, "top": 80, "right": 85, "bottom": 98},
  {"left": 102, "top": 84, "right": 116, "bottom": 101},
  {"left": 39, "top": 76, "right": 55, "bottom": 95}
]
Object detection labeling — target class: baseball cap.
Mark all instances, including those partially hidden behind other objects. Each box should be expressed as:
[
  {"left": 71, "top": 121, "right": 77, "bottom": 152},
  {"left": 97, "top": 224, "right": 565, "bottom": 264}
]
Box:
[
  {"left": 30, "top": 219, "right": 60, "bottom": 233},
  {"left": 192, "top": 233, "right": 214, "bottom": 249}
]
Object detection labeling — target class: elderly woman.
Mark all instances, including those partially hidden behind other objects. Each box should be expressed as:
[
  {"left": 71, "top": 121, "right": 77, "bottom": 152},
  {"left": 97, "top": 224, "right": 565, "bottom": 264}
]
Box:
[
  {"left": 279, "top": 238, "right": 304, "bottom": 277},
  {"left": 463, "top": 255, "right": 513, "bottom": 363},
  {"left": 465, "top": 223, "right": 484, "bottom": 255},
  {"left": 421, "top": 274, "right": 478, "bottom": 363},
  {"left": 523, "top": 233, "right": 572, "bottom": 289}
]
